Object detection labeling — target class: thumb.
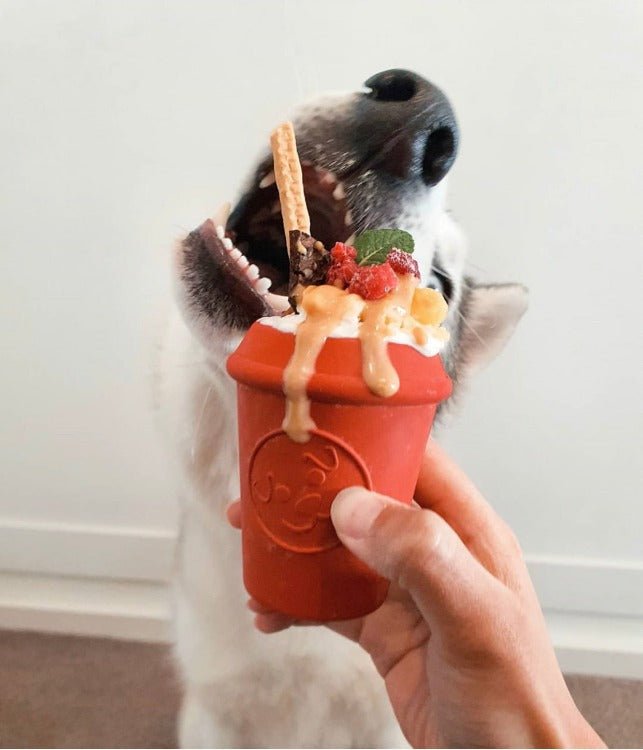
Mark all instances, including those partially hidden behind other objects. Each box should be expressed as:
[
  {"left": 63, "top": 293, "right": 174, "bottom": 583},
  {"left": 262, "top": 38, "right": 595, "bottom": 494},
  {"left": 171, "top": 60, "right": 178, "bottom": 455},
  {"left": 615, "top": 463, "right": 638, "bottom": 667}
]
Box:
[{"left": 331, "top": 487, "right": 498, "bottom": 631}]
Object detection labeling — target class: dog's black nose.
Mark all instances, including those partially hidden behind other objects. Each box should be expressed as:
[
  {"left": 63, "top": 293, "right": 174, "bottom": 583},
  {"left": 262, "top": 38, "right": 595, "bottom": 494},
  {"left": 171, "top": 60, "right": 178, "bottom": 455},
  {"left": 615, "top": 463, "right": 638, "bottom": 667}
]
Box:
[{"left": 361, "top": 69, "right": 459, "bottom": 185}]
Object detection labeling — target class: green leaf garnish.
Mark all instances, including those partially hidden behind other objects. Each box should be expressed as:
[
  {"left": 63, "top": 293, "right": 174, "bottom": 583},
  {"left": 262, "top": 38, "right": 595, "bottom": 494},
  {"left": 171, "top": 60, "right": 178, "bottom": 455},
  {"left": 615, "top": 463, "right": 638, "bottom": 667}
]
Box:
[{"left": 354, "top": 229, "right": 415, "bottom": 265}]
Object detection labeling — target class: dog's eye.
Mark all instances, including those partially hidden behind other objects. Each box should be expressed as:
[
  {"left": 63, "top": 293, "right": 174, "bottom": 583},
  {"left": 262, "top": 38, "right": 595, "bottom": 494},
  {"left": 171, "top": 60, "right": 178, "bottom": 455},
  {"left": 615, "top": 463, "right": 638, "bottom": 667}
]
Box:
[{"left": 427, "top": 269, "right": 453, "bottom": 302}]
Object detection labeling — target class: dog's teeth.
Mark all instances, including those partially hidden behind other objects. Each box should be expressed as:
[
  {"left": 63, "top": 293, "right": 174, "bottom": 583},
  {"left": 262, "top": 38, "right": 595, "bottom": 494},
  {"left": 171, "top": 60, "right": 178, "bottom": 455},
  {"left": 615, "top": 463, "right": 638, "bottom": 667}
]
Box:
[
  {"left": 345, "top": 210, "right": 354, "bottom": 226},
  {"left": 212, "top": 202, "right": 231, "bottom": 227},
  {"left": 215, "top": 225, "right": 225, "bottom": 240},
  {"left": 237, "top": 256, "right": 249, "bottom": 269},
  {"left": 259, "top": 171, "right": 276, "bottom": 188},
  {"left": 333, "top": 183, "right": 346, "bottom": 201},
  {"left": 255, "top": 277, "right": 272, "bottom": 294},
  {"left": 246, "top": 264, "right": 260, "bottom": 281},
  {"left": 222, "top": 237, "right": 233, "bottom": 250},
  {"left": 312, "top": 165, "right": 338, "bottom": 187},
  {"left": 230, "top": 248, "right": 242, "bottom": 260},
  {"left": 265, "top": 292, "right": 291, "bottom": 312},
  {"left": 344, "top": 233, "right": 356, "bottom": 245}
]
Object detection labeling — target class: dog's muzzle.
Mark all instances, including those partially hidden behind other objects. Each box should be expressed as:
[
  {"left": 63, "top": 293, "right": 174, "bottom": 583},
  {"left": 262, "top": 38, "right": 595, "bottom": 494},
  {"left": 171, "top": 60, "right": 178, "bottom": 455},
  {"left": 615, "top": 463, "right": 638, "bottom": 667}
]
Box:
[{"left": 185, "top": 69, "right": 460, "bottom": 331}]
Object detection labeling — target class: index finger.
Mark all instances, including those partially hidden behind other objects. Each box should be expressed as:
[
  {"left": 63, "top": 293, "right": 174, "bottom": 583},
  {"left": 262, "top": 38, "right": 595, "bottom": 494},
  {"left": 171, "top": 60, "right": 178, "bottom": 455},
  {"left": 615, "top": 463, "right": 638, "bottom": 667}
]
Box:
[{"left": 226, "top": 500, "right": 242, "bottom": 529}]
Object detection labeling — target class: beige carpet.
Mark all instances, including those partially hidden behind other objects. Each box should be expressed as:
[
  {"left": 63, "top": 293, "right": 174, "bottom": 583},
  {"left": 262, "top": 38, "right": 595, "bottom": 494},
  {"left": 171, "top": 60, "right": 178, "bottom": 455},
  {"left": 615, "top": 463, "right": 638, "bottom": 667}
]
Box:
[{"left": 0, "top": 629, "right": 641, "bottom": 748}]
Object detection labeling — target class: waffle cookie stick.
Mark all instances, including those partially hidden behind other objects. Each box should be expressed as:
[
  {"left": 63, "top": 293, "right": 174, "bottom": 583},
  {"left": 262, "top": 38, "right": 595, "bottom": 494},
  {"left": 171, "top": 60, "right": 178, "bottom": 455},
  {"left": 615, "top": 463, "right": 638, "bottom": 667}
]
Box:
[
  {"left": 270, "top": 122, "right": 330, "bottom": 309},
  {"left": 270, "top": 122, "right": 310, "bottom": 246}
]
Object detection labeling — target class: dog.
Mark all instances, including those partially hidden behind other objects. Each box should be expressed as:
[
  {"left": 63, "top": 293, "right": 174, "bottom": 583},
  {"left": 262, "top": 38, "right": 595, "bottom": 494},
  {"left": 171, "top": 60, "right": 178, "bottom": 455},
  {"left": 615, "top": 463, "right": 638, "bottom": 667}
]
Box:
[{"left": 157, "top": 69, "right": 528, "bottom": 748}]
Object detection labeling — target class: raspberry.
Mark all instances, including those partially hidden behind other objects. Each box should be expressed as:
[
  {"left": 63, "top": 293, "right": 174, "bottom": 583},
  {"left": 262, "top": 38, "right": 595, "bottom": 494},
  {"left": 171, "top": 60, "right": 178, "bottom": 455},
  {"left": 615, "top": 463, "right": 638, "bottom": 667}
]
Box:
[
  {"left": 330, "top": 242, "right": 357, "bottom": 263},
  {"left": 348, "top": 262, "right": 398, "bottom": 300},
  {"left": 386, "top": 248, "right": 420, "bottom": 279},
  {"left": 327, "top": 259, "right": 358, "bottom": 288},
  {"left": 326, "top": 243, "right": 359, "bottom": 288}
]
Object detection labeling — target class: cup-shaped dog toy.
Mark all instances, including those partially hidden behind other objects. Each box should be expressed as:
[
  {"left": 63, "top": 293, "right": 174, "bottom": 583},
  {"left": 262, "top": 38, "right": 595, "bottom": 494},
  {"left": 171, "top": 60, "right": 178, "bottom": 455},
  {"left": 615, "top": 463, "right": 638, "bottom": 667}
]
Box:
[{"left": 227, "top": 321, "right": 452, "bottom": 621}]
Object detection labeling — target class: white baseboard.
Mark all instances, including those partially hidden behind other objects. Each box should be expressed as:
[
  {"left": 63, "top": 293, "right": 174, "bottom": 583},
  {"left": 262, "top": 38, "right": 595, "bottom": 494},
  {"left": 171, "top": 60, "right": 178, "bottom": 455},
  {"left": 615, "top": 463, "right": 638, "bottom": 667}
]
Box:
[
  {"left": 527, "top": 554, "right": 643, "bottom": 618},
  {"left": 0, "top": 519, "right": 174, "bottom": 582},
  {"left": 547, "top": 610, "right": 643, "bottom": 679},
  {"left": 0, "top": 520, "right": 641, "bottom": 679},
  {"left": 0, "top": 571, "right": 171, "bottom": 642}
]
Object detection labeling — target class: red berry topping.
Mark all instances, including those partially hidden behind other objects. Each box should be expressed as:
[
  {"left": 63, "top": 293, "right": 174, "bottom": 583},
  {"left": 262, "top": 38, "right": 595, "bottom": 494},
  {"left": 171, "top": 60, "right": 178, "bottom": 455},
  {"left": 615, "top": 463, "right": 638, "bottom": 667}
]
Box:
[
  {"left": 327, "top": 259, "right": 358, "bottom": 288},
  {"left": 386, "top": 248, "right": 420, "bottom": 278},
  {"left": 348, "top": 262, "right": 398, "bottom": 300},
  {"left": 330, "top": 242, "right": 357, "bottom": 263},
  {"left": 326, "top": 243, "right": 359, "bottom": 288}
]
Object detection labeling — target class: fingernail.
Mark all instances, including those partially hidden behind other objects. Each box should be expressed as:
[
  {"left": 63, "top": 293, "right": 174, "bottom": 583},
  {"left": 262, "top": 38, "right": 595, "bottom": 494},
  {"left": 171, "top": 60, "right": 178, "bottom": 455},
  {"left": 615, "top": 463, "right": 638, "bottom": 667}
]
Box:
[{"left": 331, "top": 487, "right": 388, "bottom": 539}]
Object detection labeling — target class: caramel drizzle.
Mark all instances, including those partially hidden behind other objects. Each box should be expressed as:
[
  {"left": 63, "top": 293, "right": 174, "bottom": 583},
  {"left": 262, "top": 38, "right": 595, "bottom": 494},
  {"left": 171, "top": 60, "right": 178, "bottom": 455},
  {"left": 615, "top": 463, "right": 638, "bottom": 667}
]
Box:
[
  {"left": 358, "top": 275, "right": 418, "bottom": 397},
  {"left": 282, "top": 277, "right": 424, "bottom": 443},
  {"left": 282, "top": 287, "right": 364, "bottom": 443}
]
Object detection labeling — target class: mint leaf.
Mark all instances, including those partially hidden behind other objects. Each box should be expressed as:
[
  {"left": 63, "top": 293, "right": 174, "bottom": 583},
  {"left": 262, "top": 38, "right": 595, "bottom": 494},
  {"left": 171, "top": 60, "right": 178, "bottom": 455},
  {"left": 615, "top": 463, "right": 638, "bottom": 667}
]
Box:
[{"left": 354, "top": 229, "right": 415, "bottom": 265}]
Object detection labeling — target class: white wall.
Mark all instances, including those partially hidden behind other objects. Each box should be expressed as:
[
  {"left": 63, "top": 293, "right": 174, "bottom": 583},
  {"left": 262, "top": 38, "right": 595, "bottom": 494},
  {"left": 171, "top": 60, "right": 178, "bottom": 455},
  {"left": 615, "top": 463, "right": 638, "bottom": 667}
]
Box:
[{"left": 1, "top": 0, "right": 641, "bottom": 675}]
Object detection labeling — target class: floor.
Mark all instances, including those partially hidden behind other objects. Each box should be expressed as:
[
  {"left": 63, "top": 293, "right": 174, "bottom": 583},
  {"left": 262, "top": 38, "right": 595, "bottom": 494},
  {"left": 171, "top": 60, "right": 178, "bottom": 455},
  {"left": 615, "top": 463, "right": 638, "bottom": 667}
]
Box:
[{"left": 0, "top": 629, "right": 641, "bottom": 748}]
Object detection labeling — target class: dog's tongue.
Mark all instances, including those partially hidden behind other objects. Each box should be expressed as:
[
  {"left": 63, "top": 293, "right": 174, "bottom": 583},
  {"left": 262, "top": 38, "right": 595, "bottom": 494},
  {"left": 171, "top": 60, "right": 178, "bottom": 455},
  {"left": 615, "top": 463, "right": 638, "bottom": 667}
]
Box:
[{"left": 287, "top": 230, "right": 330, "bottom": 311}]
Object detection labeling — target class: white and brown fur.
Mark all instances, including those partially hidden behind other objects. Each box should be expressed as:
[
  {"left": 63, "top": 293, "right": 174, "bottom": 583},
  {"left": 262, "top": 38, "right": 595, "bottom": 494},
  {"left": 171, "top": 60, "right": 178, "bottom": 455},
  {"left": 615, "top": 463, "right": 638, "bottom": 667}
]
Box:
[{"left": 156, "top": 70, "right": 528, "bottom": 748}]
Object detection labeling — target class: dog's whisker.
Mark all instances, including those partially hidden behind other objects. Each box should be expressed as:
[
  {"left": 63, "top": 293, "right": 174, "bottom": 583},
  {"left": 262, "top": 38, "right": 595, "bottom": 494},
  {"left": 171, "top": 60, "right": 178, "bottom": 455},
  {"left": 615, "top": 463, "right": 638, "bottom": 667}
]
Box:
[
  {"left": 153, "top": 360, "right": 208, "bottom": 370},
  {"left": 454, "top": 307, "right": 488, "bottom": 348},
  {"left": 464, "top": 259, "right": 490, "bottom": 274},
  {"left": 191, "top": 383, "right": 214, "bottom": 465}
]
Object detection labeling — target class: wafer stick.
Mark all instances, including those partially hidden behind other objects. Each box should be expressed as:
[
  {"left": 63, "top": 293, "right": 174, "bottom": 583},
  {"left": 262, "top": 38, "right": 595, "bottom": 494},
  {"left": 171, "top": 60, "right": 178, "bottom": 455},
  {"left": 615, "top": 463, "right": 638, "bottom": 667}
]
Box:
[{"left": 270, "top": 122, "right": 310, "bottom": 254}]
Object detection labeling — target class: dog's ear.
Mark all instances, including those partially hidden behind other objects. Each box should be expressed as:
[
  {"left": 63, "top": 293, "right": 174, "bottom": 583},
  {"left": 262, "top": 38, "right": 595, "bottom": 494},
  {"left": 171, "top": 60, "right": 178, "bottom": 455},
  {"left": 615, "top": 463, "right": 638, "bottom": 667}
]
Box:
[{"left": 456, "top": 282, "right": 528, "bottom": 378}]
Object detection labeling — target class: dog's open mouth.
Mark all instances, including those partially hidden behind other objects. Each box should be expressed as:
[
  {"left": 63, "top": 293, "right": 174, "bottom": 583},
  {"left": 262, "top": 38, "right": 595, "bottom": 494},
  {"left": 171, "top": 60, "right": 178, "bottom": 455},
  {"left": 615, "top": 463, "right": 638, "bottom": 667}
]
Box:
[{"left": 218, "top": 162, "right": 353, "bottom": 315}]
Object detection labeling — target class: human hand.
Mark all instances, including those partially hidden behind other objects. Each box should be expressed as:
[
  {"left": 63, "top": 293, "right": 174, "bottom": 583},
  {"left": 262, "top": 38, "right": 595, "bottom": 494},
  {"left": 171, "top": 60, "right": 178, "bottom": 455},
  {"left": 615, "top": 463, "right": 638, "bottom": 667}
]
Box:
[{"left": 227, "top": 440, "right": 604, "bottom": 749}]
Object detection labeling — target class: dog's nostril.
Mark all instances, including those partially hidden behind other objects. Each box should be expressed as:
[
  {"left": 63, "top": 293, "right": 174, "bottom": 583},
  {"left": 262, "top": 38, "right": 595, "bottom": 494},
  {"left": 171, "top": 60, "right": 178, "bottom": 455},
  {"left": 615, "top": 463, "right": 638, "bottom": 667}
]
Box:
[
  {"left": 365, "top": 69, "right": 418, "bottom": 102},
  {"left": 422, "top": 126, "right": 457, "bottom": 186},
  {"left": 361, "top": 69, "right": 459, "bottom": 182}
]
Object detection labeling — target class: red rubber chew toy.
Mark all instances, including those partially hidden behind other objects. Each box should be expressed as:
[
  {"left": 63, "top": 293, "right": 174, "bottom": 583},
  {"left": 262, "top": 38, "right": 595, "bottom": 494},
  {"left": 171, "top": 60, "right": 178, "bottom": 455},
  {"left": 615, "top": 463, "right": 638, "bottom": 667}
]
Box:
[{"left": 226, "top": 323, "right": 452, "bottom": 621}]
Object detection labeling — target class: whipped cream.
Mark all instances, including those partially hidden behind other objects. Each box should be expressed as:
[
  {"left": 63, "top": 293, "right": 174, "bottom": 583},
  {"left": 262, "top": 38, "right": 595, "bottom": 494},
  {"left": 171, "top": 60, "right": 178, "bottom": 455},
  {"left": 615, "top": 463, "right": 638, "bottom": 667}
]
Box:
[{"left": 259, "top": 309, "right": 447, "bottom": 358}]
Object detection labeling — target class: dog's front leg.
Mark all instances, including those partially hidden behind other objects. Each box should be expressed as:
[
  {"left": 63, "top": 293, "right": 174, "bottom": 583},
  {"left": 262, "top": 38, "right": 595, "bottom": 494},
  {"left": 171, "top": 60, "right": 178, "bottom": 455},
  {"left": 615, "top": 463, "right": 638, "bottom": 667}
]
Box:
[{"left": 173, "top": 490, "right": 264, "bottom": 749}]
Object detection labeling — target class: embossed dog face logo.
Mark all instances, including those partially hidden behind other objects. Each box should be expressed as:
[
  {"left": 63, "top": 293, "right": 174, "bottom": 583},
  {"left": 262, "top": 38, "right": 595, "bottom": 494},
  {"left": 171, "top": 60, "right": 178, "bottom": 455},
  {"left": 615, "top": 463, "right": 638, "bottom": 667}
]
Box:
[
  {"left": 249, "top": 430, "right": 372, "bottom": 553},
  {"left": 253, "top": 445, "right": 338, "bottom": 532}
]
